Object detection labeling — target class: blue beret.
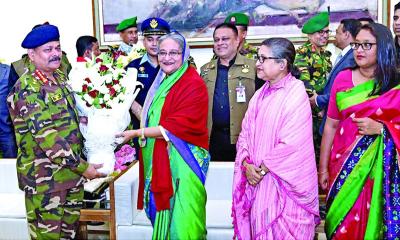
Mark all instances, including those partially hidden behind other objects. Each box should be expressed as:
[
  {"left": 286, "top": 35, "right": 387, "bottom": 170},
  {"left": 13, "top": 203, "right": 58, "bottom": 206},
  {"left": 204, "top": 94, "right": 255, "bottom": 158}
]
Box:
[
  {"left": 21, "top": 24, "right": 60, "bottom": 49},
  {"left": 141, "top": 18, "right": 170, "bottom": 36}
]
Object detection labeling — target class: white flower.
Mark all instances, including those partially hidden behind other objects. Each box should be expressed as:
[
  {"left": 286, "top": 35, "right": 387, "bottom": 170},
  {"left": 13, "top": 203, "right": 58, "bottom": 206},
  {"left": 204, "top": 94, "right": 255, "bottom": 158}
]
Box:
[
  {"left": 104, "top": 75, "right": 113, "bottom": 84},
  {"left": 114, "top": 84, "right": 121, "bottom": 92},
  {"left": 104, "top": 94, "right": 111, "bottom": 101},
  {"left": 83, "top": 94, "right": 94, "bottom": 105},
  {"left": 98, "top": 85, "right": 109, "bottom": 94}
]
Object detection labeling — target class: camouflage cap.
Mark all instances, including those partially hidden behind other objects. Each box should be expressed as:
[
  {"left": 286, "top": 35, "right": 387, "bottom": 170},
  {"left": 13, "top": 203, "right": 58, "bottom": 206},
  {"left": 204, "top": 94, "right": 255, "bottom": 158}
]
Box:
[
  {"left": 116, "top": 17, "right": 138, "bottom": 32},
  {"left": 224, "top": 12, "right": 249, "bottom": 26},
  {"left": 302, "top": 12, "right": 329, "bottom": 34}
]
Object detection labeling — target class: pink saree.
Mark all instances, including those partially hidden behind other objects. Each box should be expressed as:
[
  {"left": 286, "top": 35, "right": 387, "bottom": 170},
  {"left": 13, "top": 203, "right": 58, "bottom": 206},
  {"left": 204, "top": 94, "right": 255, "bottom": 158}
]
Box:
[{"left": 232, "top": 73, "right": 320, "bottom": 240}]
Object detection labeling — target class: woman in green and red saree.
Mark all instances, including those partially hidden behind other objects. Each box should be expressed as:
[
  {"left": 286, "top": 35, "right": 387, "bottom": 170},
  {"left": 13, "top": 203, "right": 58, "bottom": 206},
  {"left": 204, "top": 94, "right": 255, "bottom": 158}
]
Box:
[
  {"left": 319, "top": 23, "right": 400, "bottom": 239},
  {"left": 119, "top": 32, "right": 209, "bottom": 239}
]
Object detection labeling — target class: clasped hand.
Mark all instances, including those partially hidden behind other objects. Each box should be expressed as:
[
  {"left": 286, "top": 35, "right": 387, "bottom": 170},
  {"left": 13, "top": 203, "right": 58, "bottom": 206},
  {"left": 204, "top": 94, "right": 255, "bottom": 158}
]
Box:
[
  {"left": 352, "top": 117, "right": 383, "bottom": 135},
  {"left": 243, "top": 161, "right": 269, "bottom": 186}
]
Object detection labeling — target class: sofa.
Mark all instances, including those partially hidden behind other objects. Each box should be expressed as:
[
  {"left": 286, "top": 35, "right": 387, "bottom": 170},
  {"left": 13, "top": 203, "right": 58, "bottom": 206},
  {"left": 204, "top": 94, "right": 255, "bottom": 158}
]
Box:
[
  {"left": 0, "top": 158, "right": 29, "bottom": 240},
  {"left": 114, "top": 161, "right": 234, "bottom": 240}
]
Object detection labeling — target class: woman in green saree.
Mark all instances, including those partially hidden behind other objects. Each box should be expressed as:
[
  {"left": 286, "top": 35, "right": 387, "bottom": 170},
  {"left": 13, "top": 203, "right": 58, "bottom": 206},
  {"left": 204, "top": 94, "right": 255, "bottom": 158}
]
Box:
[
  {"left": 319, "top": 23, "right": 400, "bottom": 239},
  {"left": 119, "top": 32, "right": 210, "bottom": 239}
]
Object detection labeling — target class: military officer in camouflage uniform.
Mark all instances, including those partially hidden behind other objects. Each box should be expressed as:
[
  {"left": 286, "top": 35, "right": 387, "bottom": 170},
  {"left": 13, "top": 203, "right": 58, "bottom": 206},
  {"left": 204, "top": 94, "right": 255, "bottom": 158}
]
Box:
[
  {"left": 7, "top": 24, "right": 104, "bottom": 240},
  {"left": 225, "top": 12, "right": 258, "bottom": 60},
  {"left": 8, "top": 23, "right": 72, "bottom": 91},
  {"left": 294, "top": 12, "right": 332, "bottom": 160}
]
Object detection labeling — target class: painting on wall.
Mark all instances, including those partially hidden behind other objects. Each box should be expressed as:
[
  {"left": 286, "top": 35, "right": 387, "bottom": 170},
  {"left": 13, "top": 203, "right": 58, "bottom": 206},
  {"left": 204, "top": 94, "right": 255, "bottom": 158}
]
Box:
[{"left": 93, "top": 0, "right": 389, "bottom": 46}]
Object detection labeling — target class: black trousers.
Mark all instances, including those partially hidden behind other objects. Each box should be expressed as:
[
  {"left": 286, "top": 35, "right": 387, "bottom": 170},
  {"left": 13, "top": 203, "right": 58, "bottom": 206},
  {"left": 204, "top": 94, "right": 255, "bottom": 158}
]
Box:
[{"left": 209, "top": 127, "right": 236, "bottom": 162}]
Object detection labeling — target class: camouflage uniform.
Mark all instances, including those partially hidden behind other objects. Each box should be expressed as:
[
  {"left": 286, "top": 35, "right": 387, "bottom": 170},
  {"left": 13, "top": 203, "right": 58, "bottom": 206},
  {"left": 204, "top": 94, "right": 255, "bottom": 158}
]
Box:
[
  {"left": 7, "top": 68, "right": 88, "bottom": 239},
  {"left": 294, "top": 41, "right": 332, "bottom": 161}
]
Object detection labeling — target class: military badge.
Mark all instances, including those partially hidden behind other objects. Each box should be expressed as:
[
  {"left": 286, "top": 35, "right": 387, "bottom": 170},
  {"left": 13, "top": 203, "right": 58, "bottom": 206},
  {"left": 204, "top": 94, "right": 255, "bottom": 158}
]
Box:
[
  {"left": 241, "top": 65, "right": 249, "bottom": 73},
  {"left": 150, "top": 19, "right": 158, "bottom": 29},
  {"left": 230, "top": 17, "right": 236, "bottom": 24},
  {"left": 139, "top": 66, "right": 145, "bottom": 73},
  {"left": 50, "top": 93, "right": 63, "bottom": 102}
]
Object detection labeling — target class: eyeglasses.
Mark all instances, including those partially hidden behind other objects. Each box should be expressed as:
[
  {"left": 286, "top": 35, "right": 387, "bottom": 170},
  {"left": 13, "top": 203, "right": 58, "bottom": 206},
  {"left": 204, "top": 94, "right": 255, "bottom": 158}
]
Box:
[
  {"left": 256, "top": 55, "right": 280, "bottom": 63},
  {"left": 158, "top": 50, "right": 182, "bottom": 58},
  {"left": 317, "top": 29, "right": 331, "bottom": 35},
  {"left": 350, "top": 42, "right": 377, "bottom": 50}
]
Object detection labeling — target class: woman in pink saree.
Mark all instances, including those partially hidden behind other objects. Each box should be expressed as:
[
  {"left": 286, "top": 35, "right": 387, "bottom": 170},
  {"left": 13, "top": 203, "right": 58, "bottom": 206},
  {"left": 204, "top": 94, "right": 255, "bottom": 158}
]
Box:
[
  {"left": 319, "top": 23, "right": 400, "bottom": 239},
  {"left": 232, "top": 38, "right": 319, "bottom": 239}
]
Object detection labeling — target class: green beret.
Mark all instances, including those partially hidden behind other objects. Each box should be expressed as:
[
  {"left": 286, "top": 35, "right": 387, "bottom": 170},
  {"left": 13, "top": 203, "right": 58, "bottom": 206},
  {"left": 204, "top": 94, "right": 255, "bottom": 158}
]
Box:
[
  {"left": 224, "top": 12, "right": 249, "bottom": 26},
  {"left": 116, "top": 17, "right": 137, "bottom": 32},
  {"left": 302, "top": 12, "right": 329, "bottom": 34}
]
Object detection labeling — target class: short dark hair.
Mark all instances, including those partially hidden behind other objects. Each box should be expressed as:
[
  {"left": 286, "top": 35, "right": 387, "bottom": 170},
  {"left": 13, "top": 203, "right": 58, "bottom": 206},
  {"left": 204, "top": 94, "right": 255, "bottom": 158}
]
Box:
[
  {"left": 213, "top": 23, "right": 238, "bottom": 38},
  {"left": 357, "top": 17, "right": 374, "bottom": 24},
  {"left": 395, "top": 2, "right": 400, "bottom": 11},
  {"left": 340, "top": 19, "right": 362, "bottom": 38},
  {"left": 356, "top": 23, "right": 399, "bottom": 95},
  {"left": 76, "top": 35, "right": 98, "bottom": 57}
]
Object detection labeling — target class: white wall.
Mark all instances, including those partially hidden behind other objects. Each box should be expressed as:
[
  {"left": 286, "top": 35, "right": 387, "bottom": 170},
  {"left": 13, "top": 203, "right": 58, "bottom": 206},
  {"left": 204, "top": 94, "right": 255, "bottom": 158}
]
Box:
[
  {"left": 0, "top": 1, "right": 396, "bottom": 66},
  {"left": 0, "top": 0, "right": 93, "bottom": 64}
]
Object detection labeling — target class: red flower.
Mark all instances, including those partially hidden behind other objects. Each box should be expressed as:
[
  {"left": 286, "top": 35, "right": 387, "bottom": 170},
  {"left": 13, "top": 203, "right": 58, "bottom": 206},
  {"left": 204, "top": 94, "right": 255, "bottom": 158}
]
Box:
[
  {"left": 109, "top": 87, "right": 116, "bottom": 97},
  {"left": 88, "top": 90, "right": 98, "bottom": 98},
  {"left": 99, "top": 65, "right": 109, "bottom": 72},
  {"left": 100, "top": 103, "right": 106, "bottom": 108},
  {"left": 113, "top": 79, "right": 119, "bottom": 84},
  {"left": 95, "top": 58, "right": 103, "bottom": 63},
  {"left": 113, "top": 50, "right": 125, "bottom": 60},
  {"left": 106, "top": 83, "right": 113, "bottom": 88},
  {"left": 82, "top": 84, "right": 88, "bottom": 92},
  {"left": 85, "top": 77, "right": 91, "bottom": 83}
]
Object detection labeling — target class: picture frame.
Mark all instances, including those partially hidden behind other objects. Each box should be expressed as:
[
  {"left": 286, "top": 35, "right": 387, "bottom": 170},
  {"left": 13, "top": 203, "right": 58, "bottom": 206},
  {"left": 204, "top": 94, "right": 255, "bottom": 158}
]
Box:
[{"left": 92, "top": 0, "right": 390, "bottom": 47}]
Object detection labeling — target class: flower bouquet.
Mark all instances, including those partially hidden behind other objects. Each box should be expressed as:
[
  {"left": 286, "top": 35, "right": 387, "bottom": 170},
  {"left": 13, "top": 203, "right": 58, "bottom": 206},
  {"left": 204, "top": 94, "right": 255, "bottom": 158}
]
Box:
[{"left": 68, "top": 47, "right": 144, "bottom": 174}]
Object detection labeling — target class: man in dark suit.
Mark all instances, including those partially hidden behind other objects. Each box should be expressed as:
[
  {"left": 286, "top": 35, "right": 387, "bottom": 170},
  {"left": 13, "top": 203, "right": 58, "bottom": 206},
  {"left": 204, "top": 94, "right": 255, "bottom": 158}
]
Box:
[{"left": 317, "top": 19, "right": 361, "bottom": 135}]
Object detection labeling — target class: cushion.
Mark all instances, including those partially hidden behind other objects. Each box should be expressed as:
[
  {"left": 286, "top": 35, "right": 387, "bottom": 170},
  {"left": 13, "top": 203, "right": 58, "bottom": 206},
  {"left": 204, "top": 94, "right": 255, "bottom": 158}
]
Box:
[
  {"left": 0, "top": 193, "right": 26, "bottom": 218},
  {"left": 206, "top": 200, "right": 233, "bottom": 228}
]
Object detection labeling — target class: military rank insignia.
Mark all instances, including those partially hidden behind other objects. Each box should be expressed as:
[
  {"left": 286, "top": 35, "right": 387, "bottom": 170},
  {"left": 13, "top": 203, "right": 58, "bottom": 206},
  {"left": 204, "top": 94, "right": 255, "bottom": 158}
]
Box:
[
  {"left": 150, "top": 19, "right": 158, "bottom": 29},
  {"left": 50, "top": 93, "right": 63, "bottom": 102}
]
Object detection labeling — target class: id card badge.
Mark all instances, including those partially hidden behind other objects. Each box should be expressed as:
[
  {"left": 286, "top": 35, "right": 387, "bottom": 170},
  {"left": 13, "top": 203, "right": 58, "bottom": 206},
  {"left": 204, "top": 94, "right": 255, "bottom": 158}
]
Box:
[{"left": 236, "top": 84, "right": 246, "bottom": 103}]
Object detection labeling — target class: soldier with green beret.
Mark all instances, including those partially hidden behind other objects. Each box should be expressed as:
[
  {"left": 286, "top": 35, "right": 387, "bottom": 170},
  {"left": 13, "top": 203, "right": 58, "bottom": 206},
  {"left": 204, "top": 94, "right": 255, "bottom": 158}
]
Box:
[
  {"left": 116, "top": 16, "right": 139, "bottom": 55},
  {"left": 224, "top": 12, "right": 258, "bottom": 60},
  {"left": 294, "top": 11, "right": 332, "bottom": 161},
  {"left": 7, "top": 24, "right": 104, "bottom": 239}
]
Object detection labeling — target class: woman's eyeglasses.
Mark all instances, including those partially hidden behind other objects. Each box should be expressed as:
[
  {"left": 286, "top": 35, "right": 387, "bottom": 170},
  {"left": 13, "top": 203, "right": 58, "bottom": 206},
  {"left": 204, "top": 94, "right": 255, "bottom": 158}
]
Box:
[
  {"left": 350, "top": 42, "right": 377, "bottom": 50},
  {"left": 158, "top": 50, "right": 182, "bottom": 58},
  {"left": 256, "top": 55, "right": 280, "bottom": 64}
]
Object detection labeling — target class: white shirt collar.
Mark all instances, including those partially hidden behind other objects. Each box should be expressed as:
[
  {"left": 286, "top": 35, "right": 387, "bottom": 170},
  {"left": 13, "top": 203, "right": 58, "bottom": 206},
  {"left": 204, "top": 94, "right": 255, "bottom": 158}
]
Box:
[
  {"left": 139, "top": 53, "right": 158, "bottom": 68},
  {"left": 341, "top": 45, "right": 352, "bottom": 56}
]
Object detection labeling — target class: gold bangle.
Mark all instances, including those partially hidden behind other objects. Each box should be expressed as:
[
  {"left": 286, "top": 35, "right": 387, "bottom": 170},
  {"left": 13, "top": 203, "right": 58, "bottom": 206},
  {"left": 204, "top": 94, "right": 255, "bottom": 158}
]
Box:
[{"left": 139, "top": 128, "right": 146, "bottom": 147}]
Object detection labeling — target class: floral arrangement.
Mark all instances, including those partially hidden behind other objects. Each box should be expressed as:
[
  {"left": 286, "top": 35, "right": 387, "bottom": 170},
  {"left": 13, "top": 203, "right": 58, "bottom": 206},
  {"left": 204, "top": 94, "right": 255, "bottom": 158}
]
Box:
[
  {"left": 68, "top": 44, "right": 144, "bottom": 174},
  {"left": 114, "top": 144, "right": 136, "bottom": 172},
  {"left": 75, "top": 47, "right": 145, "bottom": 109}
]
